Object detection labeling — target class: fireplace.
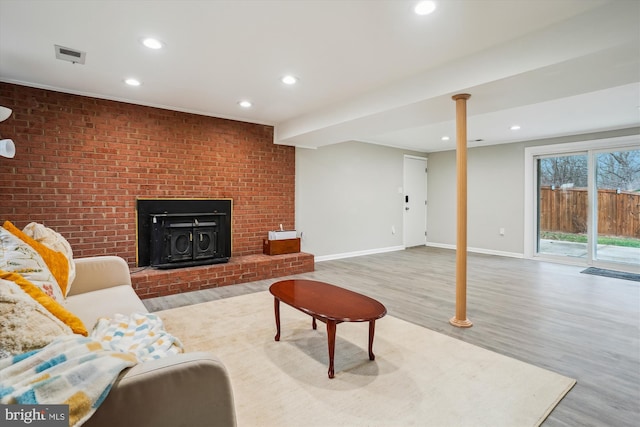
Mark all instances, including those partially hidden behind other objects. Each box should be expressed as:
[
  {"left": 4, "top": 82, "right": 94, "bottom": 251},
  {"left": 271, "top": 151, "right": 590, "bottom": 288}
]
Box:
[{"left": 136, "top": 199, "right": 232, "bottom": 269}]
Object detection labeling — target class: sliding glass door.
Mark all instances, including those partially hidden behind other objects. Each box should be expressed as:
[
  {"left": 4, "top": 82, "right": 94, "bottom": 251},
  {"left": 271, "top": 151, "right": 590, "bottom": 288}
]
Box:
[
  {"left": 533, "top": 145, "right": 639, "bottom": 270},
  {"left": 594, "top": 149, "right": 640, "bottom": 265},
  {"left": 537, "top": 153, "right": 589, "bottom": 260}
]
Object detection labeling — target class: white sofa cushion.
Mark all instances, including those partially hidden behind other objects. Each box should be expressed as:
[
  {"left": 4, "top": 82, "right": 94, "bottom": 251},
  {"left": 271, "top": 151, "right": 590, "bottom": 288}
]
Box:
[{"left": 65, "top": 285, "right": 148, "bottom": 330}]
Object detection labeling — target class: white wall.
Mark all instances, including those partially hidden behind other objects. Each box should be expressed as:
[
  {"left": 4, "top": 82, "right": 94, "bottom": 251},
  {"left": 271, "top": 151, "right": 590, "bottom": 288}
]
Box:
[
  {"left": 295, "top": 128, "right": 639, "bottom": 261},
  {"left": 427, "top": 143, "right": 525, "bottom": 257},
  {"left": 295, "top": 141, "right": 425, "bottom": 260},
  {"left": 427, "top": 127, "right": 640, "bottom": 257}
]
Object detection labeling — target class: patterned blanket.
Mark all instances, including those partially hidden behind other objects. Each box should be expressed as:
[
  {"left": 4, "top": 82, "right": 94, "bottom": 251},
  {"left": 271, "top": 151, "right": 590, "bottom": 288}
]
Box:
[
  {"left": 91, "top": 313, "right": 184, "bottom": 362},
  {"left": 0, "top": 313, "right": 183, "bottom": 426}
]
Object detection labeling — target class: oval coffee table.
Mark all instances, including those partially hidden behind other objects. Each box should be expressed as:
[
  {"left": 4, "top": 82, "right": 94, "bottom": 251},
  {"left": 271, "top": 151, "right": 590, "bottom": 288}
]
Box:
[{"left": 269, "top": 279, "right": 387, "bottom": 378}]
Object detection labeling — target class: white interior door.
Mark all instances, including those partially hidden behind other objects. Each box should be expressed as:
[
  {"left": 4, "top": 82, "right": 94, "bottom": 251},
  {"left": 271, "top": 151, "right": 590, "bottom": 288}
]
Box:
[{"left": 403, "top": 156, "right": 428, "bottom": 247}]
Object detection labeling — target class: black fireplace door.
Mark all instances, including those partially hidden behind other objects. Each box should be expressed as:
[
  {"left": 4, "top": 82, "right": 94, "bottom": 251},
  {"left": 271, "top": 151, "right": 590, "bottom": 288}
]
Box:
[
  {"left": 194, "top": 224, "right": 217, "bottom": 259},
  {"left": 149, "top": 213, "right": 228, "bottom": 268},
  {"left": 166, "top": 222, "right": 194, "bottom": 262}
]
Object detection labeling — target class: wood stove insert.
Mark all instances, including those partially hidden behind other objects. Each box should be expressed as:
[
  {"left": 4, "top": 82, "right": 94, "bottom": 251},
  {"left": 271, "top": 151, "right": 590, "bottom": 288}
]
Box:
[
  {"left": 136, "top": 199, "right": 232, "bottom": 268},
  {"left": 150, "top": 212, "right": 229, "bottom": 269}
]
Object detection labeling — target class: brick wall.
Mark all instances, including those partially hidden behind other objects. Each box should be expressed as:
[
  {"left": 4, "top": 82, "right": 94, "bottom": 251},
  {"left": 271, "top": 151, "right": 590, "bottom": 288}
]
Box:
[{"left": 0, "top": 82, "right": 296, "bottom": 264}]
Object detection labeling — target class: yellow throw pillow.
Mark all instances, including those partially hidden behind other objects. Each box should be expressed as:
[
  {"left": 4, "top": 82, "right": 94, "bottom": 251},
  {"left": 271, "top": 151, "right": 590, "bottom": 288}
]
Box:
[
  {"left": 22, "top": 222, "right": 76, "bottom": 295},
  {"left": 0, "top": 270, "right": 87, "bottom": 336},
  {"left": 3, "top": 220, "right": 70, "bottom": 296},
  {"left": 0, "top": 225, "right": 64, "bottom": 302}
]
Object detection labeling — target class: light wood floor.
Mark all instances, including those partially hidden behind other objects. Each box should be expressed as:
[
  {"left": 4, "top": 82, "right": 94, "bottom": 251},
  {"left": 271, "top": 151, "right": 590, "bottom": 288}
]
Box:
[{"left": 144, "top": 247, "right": 640, "bottom": 427}]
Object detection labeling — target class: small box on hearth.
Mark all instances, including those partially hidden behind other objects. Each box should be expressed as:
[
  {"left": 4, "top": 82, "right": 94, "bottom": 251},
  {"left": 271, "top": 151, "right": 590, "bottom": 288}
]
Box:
[{"left": 263, "top": 238, "right": 300, "bottom": 255}]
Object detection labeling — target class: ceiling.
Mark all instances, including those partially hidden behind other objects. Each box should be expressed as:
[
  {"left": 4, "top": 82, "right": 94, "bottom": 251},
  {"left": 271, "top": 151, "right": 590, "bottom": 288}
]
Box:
[{"left": 0, "top": 0, "right": 638, "bottom": 152}]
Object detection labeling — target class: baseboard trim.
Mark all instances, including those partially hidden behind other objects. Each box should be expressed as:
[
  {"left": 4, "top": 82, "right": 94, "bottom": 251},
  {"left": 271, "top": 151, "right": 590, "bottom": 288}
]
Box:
[
  {"left": 426, "top": 242, "right": 524, "bottom": 259},
  {"left": 315, "top": 245, "right": 405, "bottom": 262},
  {"left": 315, "top": 244, "right": 523, "bottom": 263}
]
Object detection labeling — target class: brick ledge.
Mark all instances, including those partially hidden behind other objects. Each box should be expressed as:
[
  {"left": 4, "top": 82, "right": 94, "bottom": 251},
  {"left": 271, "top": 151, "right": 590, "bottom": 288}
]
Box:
[{"left": 130, "top": 252, "right": 314, "bottom": 299}]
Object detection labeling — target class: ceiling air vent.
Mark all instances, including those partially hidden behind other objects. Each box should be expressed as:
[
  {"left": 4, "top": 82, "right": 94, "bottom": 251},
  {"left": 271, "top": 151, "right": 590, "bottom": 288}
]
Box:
[{"left": 54, "top": 44, "right": 86, "bottom": 64}]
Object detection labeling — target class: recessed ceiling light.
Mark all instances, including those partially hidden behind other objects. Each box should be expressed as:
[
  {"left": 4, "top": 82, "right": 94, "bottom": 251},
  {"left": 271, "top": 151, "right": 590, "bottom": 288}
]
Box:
[
  {"left": 238, "top": 100, "right": 252, "bottom": 108},
  {"left": 281, "top": 75, "right": 298, "bottom": 85},
  {"left": 414, "top": 1, "right": 437, "bottom": 16},
  {"left": 124, "top": 78, "right": 141, "bottom": 86},
  {"left": 441, "top": 136, "right": 450, "bottom": 141},
  {"left": 142, "top": 38, "right": 164, "bottom": 50},
  {"left": 510, "top": 125, "right": 521, "bottom": 131}
]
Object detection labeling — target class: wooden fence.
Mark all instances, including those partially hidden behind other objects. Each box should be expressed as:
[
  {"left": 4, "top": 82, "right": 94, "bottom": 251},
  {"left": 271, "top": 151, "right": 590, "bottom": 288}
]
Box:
[{"left": 539, "top": 187, "right": 640, "bottom": 238}]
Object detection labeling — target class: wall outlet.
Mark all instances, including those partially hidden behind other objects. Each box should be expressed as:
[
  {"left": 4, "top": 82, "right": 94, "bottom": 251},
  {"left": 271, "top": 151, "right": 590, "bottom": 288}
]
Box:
[
  {"left": 391, "top": 225, "right": 396, "bottom": 235},
  {"left": 499, "top": 227, "right": 505, "bottom": 236}
]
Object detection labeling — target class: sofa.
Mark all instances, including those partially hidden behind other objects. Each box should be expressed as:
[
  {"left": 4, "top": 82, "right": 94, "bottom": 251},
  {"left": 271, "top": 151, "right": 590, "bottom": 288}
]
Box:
[{"left": 64, "top": 255, "right": 237, "bottom": 427}]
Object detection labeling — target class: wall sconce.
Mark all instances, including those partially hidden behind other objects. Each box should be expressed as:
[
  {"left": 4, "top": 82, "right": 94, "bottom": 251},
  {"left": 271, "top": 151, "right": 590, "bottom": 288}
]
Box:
[
  {"left": 0, "top": 106, "right": 15, "bottom": 158},
  {"left": 0, "top": 139, "right": 15, "bottom": 158},
  {"left": 0, "top": 106, "right": 11, "bottom": 122}
]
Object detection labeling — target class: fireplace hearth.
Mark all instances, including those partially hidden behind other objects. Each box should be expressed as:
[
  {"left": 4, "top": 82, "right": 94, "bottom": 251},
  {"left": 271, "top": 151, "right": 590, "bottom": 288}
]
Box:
[{"left": 136, "top": 199, "right": 232, "bottom": 268}]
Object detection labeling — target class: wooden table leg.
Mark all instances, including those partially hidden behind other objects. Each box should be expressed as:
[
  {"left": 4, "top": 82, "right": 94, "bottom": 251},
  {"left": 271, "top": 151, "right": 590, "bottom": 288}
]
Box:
[
  {"left": 274, "top": 298, "right": 281, "bottom": 341},
  {"left": 312, "top": 317, "right": 317, "bottom": 330},
  {"left": 327, "top": 320, "right": 336, "bottom": 378},
  {"left": 368, "top": 320, "right": 376, "bottom": 360}
]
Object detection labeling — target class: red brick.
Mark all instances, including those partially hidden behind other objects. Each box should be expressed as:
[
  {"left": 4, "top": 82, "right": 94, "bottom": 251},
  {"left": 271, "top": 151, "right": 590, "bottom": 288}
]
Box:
[{"left": 0, "top": 83, "right": 296, "bottom": 266}]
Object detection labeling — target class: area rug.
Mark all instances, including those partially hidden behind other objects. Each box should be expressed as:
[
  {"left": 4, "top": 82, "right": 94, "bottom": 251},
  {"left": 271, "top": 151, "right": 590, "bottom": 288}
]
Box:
[
  {"left": 156, "top": 291, "right": 576, "bottom": 427},
  {"left": 581, "top": 267, "right": 640, "bottom": 282}
]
